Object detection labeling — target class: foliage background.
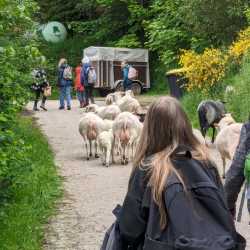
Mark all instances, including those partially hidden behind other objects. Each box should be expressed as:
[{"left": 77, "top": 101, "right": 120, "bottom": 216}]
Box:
[
  {"left": 0, "top": 1, "right": 61, "bottom": 249},
  {"left": 1, "top": 0, "right": 250, "bottom": 247}
]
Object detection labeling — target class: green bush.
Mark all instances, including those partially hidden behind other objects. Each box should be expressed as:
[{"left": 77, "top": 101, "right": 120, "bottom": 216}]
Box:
[
  {"left": 180, "top": 54, "right": 250, "bottom": 129},
  {"left": 0, "top": 116, "right": 61, "bottom": 250}
]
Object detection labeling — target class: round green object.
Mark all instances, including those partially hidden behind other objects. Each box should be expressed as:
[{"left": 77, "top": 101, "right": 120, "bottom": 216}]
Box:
[{"left": 42, "top": 22, "right": 67, "bottom": 43}]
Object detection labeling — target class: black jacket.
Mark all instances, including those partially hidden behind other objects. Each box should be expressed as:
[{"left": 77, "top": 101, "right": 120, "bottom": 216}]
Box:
[
  {"left": 224, "top": 121, "right": 250, "bottom": 215},
  {"left": 118, "top": 151, "right": 225, "bottom": 250}
]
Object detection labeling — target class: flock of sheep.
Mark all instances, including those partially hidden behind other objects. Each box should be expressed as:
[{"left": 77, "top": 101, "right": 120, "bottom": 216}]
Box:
[
  {"left": 78, "top": 92, "right": 242, "bottom": 179},
  {"left": 78, "top": 90, "right": 143, "bottom": 167}
]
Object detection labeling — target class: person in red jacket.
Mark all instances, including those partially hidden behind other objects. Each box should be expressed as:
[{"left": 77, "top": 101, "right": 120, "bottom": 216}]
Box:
[{"left": 75, "top": 63, "right": 85, "bottom": 108}]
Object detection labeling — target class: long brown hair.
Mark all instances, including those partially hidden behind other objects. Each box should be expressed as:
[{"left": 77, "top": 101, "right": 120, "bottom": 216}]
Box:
[{"left": 134, "top": 96, "right": 208, "bottom": 228}]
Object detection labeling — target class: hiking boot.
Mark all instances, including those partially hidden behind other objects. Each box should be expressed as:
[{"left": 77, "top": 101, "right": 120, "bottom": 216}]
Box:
[
  {"left": 67, "top": 106, "right": 71, "bottom": 110},
  {"left": 40, "top": 105, "right": 47, "bottom": 111},
  {"left": 33, "top": 101, "right": 39, "bottom": 111},
  {"left": 59, "top": 106, "right": 64, "bottom": 110}
]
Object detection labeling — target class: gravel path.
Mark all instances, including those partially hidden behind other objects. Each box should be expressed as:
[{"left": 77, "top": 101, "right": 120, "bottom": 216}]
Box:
[{"left": 27, "top": 100, "right": 249, "bottom": 250}]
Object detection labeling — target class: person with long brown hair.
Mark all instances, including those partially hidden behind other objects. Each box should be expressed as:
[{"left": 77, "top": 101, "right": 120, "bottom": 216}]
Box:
[{"left": 115, "top": 96, "right": 245, "bottom": 250}]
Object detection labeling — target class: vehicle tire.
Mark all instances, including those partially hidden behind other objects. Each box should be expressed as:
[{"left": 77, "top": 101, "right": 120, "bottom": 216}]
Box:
[{"left": 131, "top": 81, "right": 142, "bottom": 95}]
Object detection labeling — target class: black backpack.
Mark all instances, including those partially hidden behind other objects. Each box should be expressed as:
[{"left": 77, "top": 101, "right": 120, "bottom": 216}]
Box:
[
  {"left": 100, "top": 205, "right": 123, "bottom": 250},
  {"left": 144, "top": 151, "right": 246, "bottom": 250}
]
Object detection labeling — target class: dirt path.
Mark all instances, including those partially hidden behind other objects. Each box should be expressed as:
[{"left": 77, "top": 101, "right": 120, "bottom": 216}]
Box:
[{"left": 27, "top": 100, "right": 249, "bottom": 250}]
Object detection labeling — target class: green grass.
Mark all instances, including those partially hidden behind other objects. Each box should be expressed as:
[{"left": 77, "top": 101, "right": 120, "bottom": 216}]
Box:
[
  {"left": 0, "top": 116, "right": 61, "bottom": 250},
  {"left": 181, "top": 91, "right": 203, "bottom": 128}
]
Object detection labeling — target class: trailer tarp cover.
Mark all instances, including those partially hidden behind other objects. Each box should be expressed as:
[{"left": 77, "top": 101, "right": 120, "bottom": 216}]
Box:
[{"left": 84, "top": 46, "right": 149, "bottom": 62}]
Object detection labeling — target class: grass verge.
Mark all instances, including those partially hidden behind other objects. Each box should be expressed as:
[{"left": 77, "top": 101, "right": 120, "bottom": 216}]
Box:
[{"left": 0, "top": 115, "right": 61, "bottom": 250}]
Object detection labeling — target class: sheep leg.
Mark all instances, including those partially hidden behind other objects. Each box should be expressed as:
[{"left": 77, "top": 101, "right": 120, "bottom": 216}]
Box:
[
  {"left": 116, "top": 136, "right": 122, "bottom": 156},
  {"left": 89, "top": 140, "right": 93, "bottom": 157},
  {"left": 222, "top": 156, "right": 226, "bottom": 179},
  {"left": 132, "top": 140, "right": 137, "bottom": 160},
  {"left": 132, "top": 141, "right": 136, "bottom": 159},
  {"left": 111, "top": 139, "right": 115, "bottom": 164},
  {"left": 124, "top": 144, "right": 129, "bottom": 165},
  {"left": 101, "top": 148, "right": 106, "bottom": 166},
  {"left": 121, "top": 145, "right": 126, "bottom": 165},
  {"left": 128, "top": 135, "right": 136, "bottom": 161},
  {"left": 83, "top": 137, "right": 90, "bottom": 161},
  {"left": 106, "top": 147, "right": 111, "bottom": 167},
  {"left": 95, "top": 141, "right": 99, "bottom": 158},
  {"left": 99, "top": 146, "right": 104, "bottom": 165}
]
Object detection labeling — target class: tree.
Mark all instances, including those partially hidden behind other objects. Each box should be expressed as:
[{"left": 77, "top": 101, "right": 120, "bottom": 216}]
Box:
[
  {"left": 36, "top": 0, "right": 98, "bottom": 23},
  {"left": 179, "top": 0, "right": 249, "bottom": 47},
  {"left": 0, "top": 0, "right": 44, "bottom": 183},
  {"left": 144, "top": 0, "right": 191, "bottom": 66}
]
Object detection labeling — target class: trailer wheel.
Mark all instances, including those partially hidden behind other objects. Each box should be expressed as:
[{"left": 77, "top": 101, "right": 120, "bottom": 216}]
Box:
[
  {"left": 131, "top": 82, "right": 142, "bottom": 95},
  {"left": 115, "top": 81, "right": 142, "bottom": 95},
  {"left": 99, "top": 89, "right": 110, "bottom": 97}
]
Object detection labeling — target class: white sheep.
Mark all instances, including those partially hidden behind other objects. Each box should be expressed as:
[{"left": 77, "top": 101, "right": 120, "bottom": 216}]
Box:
[
  {"left": 193, "top": 128, "right": 206, "bottom": 145},
  {"left": 97, "top": 129, "right": 114, "bottom": 167},
  {"left": 113, "top": 112, "right": 142, "bottom": 164},
  {"left": 103, "top": 119, "right": 114, "bottom": 131},
  {"left": 130, "top": 122, "right": 143, "bottom": 159},
  {"left": 215, "top": 115, "right": 242, "bottom": 178},
  {"left": 97, "top": 104, "right": 121, "bottom": 120},
  {"left": 124, "top": 90, "right": 135, "bottom": 97},
  {"left": 215, "top": 113, "right": 236, "bottom": 131},
  {"left": 79, "top": 113, "right": 111, "bottom": 160},
  {"left": 105, "top": 91, "right": 124, "bottom": 105},
  {"left": 116, "top": 94, "right": 142, "bottom": 114},
  {"left": 83, "top": 104, "right": 99, "bottom": 113}
]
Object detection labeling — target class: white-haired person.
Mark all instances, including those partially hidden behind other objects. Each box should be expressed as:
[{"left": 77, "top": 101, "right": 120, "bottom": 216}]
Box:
[
  {"left": 57, "top": 58, "right": 73, "bottom": 110},
  {"left": 81, "top": 57, "right": 96, "bottom": 105}
]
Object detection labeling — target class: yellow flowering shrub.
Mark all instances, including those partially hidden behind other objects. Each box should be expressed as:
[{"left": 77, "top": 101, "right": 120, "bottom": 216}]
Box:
[
  {"left": 179, "top": 48, "right": 227, "bottom": 92},
  {"left": 228, "top": 27, "right": 250, "bottom": 62}
]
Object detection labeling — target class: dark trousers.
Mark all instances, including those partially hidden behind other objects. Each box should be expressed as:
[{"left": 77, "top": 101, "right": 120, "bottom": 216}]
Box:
[
  {"left": 123, "top": 79, "right": 132, "bottom": 91},
  {"left": 34, "top": 90, "right": 46, "bottom": 109},
  {"left": 85, "top": 85, "right": 94, "bottom": 104}
]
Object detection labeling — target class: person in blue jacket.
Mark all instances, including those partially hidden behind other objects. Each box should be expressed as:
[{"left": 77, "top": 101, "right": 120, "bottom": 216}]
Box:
[
  {"left": 57, "top": 58, "right": 72, "bottom": 110},
  {"left": 121, "top": 61, "right": 132, "bottom": 91}
]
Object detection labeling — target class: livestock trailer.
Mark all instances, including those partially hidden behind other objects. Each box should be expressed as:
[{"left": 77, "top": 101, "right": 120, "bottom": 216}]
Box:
[{"left": 83, "top": 46, "right": 150, "bottom": 95}]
